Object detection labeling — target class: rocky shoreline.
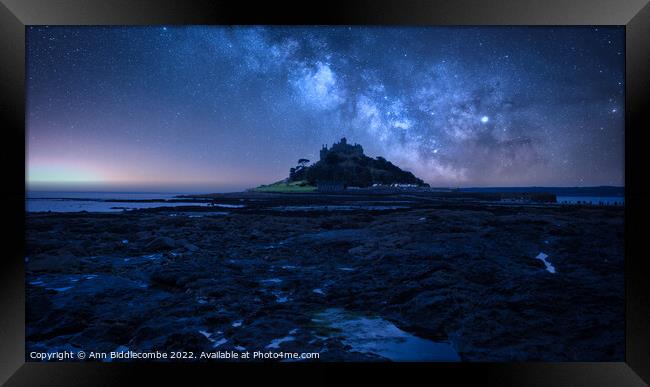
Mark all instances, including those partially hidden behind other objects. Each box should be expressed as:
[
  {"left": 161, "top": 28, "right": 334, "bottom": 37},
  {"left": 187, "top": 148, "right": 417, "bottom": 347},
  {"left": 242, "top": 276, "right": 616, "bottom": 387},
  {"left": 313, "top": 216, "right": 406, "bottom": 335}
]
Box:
[{"left": 26, "top": 193, "right": 624, "bottom": 361}]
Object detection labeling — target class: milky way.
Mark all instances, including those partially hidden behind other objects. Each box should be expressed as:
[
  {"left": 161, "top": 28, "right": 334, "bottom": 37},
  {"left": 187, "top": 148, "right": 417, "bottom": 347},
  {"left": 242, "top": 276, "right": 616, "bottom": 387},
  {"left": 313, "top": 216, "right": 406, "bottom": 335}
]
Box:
[{"left": 27, "top": 26, "right": 624, "bottom": 191}]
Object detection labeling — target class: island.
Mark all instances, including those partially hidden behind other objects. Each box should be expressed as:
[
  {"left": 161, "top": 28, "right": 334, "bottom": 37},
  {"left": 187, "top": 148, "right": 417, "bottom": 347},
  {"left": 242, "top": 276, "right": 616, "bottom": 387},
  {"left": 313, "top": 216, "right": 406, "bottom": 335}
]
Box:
[{"left": 252, "top": 138, "right": 428, "bottom": 193}]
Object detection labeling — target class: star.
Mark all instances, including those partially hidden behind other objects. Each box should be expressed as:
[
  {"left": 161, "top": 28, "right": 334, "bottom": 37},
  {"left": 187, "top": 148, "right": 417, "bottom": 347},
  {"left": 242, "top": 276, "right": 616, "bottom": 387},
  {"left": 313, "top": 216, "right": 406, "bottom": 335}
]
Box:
[{"left": 481, "top": 116, "right": 489, "bottom": 123}]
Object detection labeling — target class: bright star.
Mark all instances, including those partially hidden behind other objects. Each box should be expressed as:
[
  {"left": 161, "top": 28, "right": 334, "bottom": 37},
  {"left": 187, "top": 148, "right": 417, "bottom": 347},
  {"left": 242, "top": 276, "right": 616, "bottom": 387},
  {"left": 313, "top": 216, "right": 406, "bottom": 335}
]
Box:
[{"left": 481, "top": 116, "right": 489, "bottom": 123}]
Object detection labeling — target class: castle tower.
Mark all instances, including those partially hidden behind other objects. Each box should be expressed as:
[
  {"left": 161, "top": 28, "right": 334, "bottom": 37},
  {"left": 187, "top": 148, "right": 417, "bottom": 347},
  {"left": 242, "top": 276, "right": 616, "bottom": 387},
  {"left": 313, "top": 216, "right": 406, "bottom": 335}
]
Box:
[{"left": 320, "top": 144, "right": 328, "bottom": 161}]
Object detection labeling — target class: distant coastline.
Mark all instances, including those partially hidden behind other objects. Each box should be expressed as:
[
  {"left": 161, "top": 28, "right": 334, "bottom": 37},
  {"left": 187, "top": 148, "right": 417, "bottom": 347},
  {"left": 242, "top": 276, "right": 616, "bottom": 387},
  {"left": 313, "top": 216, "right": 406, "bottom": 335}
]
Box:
[{"left": 457, "top": 186, "right": 624, "bottom": 197}]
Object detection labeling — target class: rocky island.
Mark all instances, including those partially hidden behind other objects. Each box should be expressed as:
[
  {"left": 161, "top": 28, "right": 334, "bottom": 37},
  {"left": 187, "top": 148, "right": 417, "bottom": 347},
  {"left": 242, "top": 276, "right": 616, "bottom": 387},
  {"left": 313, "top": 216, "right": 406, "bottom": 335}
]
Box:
[{"left": 254, "top": 138, "right": 428, "bottom": 193}]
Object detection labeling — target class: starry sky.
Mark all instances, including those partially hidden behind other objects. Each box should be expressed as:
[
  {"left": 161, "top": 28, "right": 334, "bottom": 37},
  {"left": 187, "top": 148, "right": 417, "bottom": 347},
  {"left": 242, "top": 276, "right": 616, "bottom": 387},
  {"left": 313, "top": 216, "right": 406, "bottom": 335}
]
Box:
[{"left": 26, "top": 26, "right": 624, "bottom": 192}]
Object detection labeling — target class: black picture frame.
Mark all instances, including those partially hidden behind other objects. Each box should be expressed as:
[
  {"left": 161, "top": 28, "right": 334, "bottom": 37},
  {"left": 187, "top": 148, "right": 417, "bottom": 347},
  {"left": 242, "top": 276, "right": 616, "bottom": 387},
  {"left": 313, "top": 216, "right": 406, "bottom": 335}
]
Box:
[{"left": 1, "top": 0, "right": 649, "bottom": 385}]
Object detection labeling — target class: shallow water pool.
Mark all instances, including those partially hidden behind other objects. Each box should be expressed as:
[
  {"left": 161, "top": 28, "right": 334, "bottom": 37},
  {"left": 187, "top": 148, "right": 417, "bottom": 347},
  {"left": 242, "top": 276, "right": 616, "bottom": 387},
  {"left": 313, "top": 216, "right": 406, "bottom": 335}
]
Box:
[{"left": 312, "top": 308, "right": 460, "bottom": 361}]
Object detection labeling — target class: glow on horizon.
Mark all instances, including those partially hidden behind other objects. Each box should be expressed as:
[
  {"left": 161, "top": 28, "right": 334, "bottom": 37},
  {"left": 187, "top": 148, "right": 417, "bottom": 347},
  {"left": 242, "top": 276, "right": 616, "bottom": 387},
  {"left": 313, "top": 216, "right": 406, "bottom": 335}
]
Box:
[
  {"left": 27, "top": 164, "right": 265, "bottom": 187},
  {"left": 26, "top": 157, "right": 273, "bottom": 192},
  {"left": 28, "top": 162, "right": 109, "bottom": 183}
]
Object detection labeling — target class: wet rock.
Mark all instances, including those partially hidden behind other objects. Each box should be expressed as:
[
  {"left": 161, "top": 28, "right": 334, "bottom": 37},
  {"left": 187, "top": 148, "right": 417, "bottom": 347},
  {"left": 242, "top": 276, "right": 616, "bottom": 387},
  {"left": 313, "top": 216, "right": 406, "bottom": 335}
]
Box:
[
  {"left": 25, "top": 196, "right": 624, "bottom": 361},
  {"left": 149, "top": 270, "right": 181, "bottom": 290},
  {"left": 184, "top": 243, "right": 199, "bottom": 252},
  {"left": 161, "top": 332, "right": 209, "bottom": 352},
  {"left": 145, "top": 237, "right": 177, "bottom": 251}
]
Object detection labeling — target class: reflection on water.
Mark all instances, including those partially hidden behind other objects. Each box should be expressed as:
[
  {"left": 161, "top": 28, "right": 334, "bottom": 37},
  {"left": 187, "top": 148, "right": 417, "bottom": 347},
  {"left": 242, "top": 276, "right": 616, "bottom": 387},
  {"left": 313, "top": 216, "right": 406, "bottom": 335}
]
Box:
[
  {"left": 312, "top": 308, "right": 460, "bottom": 361},
  {"left": 26, "top": 199, "right": 211, "bottom": 213},
  {"left": 26, "top": 191, "right": 222, "bottom": 213}
]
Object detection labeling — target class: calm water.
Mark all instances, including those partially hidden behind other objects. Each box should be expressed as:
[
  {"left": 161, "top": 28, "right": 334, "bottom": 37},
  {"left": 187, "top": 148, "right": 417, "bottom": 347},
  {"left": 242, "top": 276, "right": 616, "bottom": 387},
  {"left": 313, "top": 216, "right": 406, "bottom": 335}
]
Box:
[
  {"left": 27, "top": 191, "right": 186, "bottom": 200},
  {"left": 312, "top": 308, "right": 460, "bottom": 361},
  {"left": 26, "top": 191, "right": 625, "bottom": 212},
  {"left": 556, "top": 196, "right": 624, "bottom": 206},
  {"left": 26, "top": 191, "right": 209, "bottom": 213}
]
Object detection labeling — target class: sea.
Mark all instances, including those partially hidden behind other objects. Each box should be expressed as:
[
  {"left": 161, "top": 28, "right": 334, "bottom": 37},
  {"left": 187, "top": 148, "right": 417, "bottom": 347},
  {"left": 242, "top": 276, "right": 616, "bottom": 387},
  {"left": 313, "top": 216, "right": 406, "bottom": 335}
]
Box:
[
  {"left": 459, "top": 186, "right": 625, "bottom": 206},
  {"left": 26, "top": 191, "right": 210, "bottom": 213},
  {"left": 26, "top": 187, "right": 625, "bottom": 213},
  {"left": 555, "top": 196, "right": 624, "bottom": 206}
]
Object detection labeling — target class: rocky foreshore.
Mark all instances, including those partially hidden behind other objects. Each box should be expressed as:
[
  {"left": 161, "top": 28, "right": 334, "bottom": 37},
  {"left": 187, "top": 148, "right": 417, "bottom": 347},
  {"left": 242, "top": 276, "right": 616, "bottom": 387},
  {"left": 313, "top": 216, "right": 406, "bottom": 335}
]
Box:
[{"left": 26, "top": 193, "right": 624, "bottom": 361}]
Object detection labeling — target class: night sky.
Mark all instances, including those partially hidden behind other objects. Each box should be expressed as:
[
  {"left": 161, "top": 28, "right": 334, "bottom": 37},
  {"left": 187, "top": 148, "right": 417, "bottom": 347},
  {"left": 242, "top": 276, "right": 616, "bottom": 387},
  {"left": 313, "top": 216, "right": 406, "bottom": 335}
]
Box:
[{"left": 27, "top": 26, "right": 624, "bottom": 192}]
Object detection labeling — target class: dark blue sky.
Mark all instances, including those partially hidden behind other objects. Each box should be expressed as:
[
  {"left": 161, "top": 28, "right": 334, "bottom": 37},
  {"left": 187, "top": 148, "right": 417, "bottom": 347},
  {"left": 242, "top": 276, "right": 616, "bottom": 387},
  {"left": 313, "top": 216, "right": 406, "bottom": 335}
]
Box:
[{"left": 27, "top": 26, "right": 624, "bottom": 192}]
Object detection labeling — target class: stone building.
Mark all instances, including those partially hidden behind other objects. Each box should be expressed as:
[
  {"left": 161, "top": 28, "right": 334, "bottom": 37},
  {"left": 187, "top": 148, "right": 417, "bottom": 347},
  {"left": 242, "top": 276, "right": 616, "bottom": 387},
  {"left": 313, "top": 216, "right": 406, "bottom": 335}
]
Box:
[{"left": 319, "top": 137, "right": 364, "bottom": 161}]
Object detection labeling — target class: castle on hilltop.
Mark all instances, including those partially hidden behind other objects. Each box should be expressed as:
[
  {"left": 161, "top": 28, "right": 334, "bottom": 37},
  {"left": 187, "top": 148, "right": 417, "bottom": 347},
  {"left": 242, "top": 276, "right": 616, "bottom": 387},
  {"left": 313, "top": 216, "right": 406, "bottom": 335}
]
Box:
[
  {"left": 319, "top": 137, "right": 364, "bottom": 161},
  {"left": 288, "top": 136, "right": 428, "bottom": 189}
]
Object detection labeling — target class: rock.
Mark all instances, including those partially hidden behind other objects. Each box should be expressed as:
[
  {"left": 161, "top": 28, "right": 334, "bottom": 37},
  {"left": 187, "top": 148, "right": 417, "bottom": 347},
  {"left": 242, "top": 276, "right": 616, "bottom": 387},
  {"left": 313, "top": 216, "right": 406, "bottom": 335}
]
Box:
[
  {"left": 184, "top": 243, "right": 199, "bottom": 252},
  {"left": 145, "top": 237, "right": 177, "bottom": 251},
  {"left": 162, "top": 332, "right": 209, "bottom": 352},
  {"left": 25, "top": 194, "right": 625, "bottom": 362},
  {"left": 149, "top": 270, "right": 179, "bottom": 289}
]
